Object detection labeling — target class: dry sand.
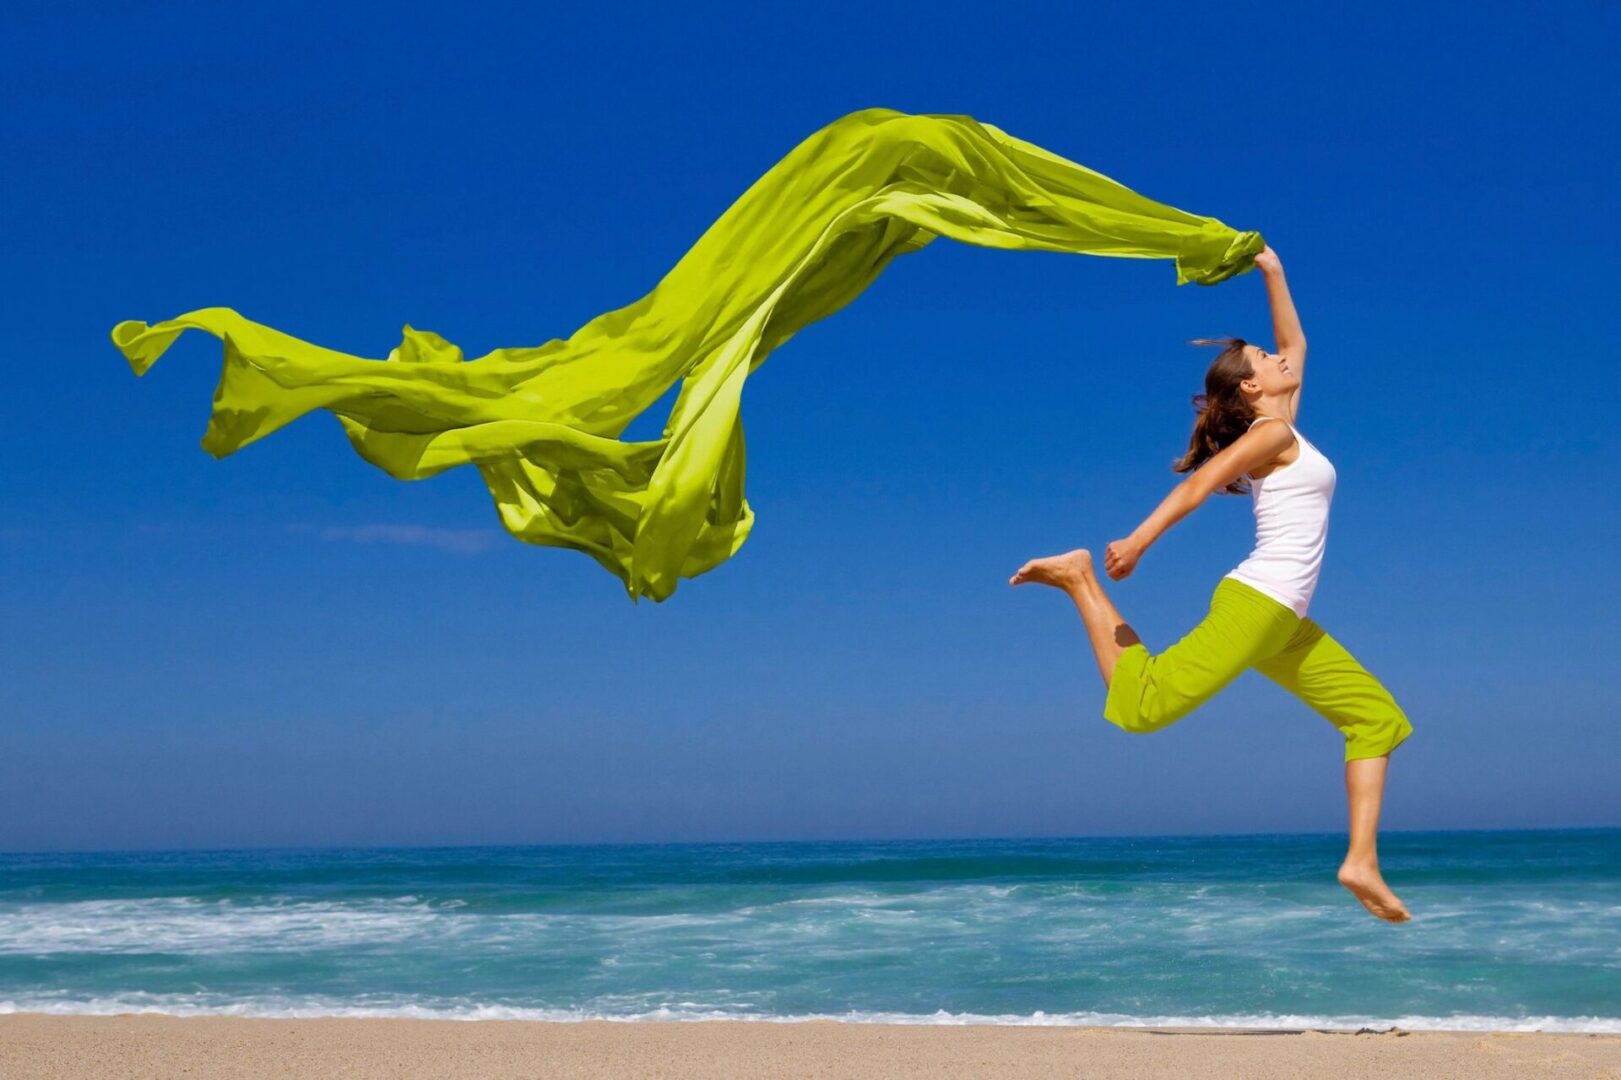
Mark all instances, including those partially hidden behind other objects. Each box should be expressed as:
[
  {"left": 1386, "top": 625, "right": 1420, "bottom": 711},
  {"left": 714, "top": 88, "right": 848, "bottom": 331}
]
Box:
[{"left": 2, "top": 1015, "right": 1619, "bottom": 1079}]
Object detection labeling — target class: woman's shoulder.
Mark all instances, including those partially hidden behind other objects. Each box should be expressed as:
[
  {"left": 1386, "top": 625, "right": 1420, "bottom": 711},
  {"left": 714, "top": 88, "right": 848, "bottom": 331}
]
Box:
[{"left": 1245, "top": 415, "right": 1301, "bottom": 478}]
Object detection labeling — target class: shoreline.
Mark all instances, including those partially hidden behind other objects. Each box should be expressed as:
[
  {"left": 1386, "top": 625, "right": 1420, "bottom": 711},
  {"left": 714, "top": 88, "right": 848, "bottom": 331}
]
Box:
[
  {"left": 4, "top": 1014, "right": 1619, "bottom": 1079},
  {"left": 1, "top": 1006, "right": 1615, "bottom": 1034}
]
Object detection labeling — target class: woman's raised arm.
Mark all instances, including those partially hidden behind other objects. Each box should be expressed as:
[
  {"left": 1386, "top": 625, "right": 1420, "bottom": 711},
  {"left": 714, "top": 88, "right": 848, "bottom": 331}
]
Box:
[{"left": 1256, "top": 245, "right": 1308, "bottom": 419}]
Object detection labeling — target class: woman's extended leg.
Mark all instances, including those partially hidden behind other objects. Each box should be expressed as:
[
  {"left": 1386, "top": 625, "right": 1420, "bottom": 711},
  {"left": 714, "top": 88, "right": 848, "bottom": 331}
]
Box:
[
  {"left": 1252, "top": 618, "right": 1415, "bottom": 922},
  {"left": 1339, "top": 755, "right": 1411, "bottom": 923},
  {"left": 1008, "top": 549, "right": 1140, "bottom": 686}
]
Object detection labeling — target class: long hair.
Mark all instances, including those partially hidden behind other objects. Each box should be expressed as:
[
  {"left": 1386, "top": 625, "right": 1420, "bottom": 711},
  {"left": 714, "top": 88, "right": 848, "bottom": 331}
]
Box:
[{"left": 1172, "top": 336, "right": 1256, "bottom": 495}]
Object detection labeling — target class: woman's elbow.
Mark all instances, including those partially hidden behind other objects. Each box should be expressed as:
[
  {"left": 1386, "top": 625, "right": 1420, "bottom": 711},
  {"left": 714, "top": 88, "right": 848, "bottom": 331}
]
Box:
[{"left": 1178, "top": 482, "right": 1212, "bottom": 518}]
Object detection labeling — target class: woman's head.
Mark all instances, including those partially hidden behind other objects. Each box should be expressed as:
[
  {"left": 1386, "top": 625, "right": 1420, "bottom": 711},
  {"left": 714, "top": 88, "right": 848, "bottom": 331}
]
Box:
[
  {"left": 1238, "top": 342, "right": 1297, "bottom": 398},
  {"left": 1171, "top": 336, "right": 1298, "bottom": 492}
]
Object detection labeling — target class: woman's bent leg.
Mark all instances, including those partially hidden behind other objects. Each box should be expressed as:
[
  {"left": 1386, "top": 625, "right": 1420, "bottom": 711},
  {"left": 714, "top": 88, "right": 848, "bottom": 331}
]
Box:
[
  {"left": 1009, "top": 549, "right": 1142, "bottom": 685},
  {"left": 1067, "top": 560, "right": 1143, "bottom": 685},
  {"left": 1103, "top": 577, "right": 1298, "bottom": 735}
]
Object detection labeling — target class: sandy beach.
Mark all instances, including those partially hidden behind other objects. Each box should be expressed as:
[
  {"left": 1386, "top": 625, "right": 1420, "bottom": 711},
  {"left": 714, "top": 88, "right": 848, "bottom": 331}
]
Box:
[{"left": 0, "top": 1015, "right": 1617, "bottom": 1079}]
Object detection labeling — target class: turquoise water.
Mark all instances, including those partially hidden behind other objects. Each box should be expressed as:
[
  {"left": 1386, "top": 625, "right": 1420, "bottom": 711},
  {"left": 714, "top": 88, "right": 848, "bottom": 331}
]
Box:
[{"left": 2, "top": 829, "right": 1617, "bottom": 1031}]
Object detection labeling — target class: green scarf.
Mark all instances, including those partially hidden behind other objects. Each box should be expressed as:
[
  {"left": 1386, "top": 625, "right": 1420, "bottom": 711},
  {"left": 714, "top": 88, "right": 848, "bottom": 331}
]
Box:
[{"left": 111, "top": 107, "right": 1263, "bottom": 602}]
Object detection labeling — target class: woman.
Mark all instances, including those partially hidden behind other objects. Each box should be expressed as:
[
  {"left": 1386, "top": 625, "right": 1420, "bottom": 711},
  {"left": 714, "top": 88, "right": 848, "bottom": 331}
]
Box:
[{"left": 1009, "top": 245, "right": 1414, "bottom": 923}]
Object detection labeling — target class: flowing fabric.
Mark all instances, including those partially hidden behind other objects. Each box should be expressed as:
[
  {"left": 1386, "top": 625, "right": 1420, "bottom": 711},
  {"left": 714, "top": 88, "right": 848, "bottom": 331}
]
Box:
[{"left": 112, "top": 107, "right": 1264, "bottom": 602}]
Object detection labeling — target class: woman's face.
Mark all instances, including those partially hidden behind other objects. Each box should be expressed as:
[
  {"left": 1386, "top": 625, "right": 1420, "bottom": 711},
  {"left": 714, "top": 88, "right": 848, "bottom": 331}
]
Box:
[{"left": 1243, "top": 344, "right": 1296, "bottom": 395}]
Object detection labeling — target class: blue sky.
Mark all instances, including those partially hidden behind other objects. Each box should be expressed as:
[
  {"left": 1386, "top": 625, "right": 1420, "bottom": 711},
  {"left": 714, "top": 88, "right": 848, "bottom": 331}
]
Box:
[{"left": 2, "top": 1, "right": 1616, "bottom": 850}]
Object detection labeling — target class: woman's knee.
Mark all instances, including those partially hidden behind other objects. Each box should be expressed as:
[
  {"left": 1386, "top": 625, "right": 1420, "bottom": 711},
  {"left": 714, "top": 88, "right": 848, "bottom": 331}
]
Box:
[
  {"left": 1108, "top": 701, "right": 1195, "bottom": 735},
  {"left": 1343, "top": 705, "right": 1415, "bottom": 761},
  {"left": 1103, "top": 688, "right": 1191, "bottom": 735},
  {"left": 1101, "top": 644, "right": 1208, "bottom": 735}
]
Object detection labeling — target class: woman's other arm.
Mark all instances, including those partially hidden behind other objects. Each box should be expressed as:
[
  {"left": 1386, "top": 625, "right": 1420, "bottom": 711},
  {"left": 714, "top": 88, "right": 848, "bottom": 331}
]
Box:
[{"left": 1104, "top": 421, "right": 1297, "bottom": 580}]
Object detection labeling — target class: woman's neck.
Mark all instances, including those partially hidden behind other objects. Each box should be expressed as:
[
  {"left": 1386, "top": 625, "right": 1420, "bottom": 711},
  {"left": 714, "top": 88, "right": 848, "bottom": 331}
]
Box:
[{"left": 1249, "top": 394, "right": 1293, "bottom": 423}]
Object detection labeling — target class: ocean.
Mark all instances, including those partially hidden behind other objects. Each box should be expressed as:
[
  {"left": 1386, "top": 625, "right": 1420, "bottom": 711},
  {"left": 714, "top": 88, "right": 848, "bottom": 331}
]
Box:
[{"left": 1, "top": 829, "right": 1617, "bottom": 1032}]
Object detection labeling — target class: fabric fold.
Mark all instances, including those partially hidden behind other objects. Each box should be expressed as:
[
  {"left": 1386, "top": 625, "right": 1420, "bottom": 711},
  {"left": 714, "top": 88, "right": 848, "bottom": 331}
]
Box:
[{"left": 112, "top": 107, "right": 1264, "bottom": 602}]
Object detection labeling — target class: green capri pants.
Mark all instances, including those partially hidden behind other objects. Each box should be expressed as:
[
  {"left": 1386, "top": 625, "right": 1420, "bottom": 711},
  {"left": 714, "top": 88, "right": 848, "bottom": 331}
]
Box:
[{"left": 1103, "top": 576, "right": 1413, "bottom": 762}]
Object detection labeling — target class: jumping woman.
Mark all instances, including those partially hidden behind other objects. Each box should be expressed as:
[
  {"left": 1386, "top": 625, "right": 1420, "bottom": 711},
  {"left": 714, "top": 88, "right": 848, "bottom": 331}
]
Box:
[{"left": 1009, "top": 244, "right": 1414, "bottom": 923}]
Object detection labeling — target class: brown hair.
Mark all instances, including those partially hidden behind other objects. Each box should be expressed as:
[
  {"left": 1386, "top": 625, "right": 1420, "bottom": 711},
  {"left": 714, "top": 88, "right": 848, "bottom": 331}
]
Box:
[{"left": 1172, "top": 336, "right": 1257, "bottom": 495}]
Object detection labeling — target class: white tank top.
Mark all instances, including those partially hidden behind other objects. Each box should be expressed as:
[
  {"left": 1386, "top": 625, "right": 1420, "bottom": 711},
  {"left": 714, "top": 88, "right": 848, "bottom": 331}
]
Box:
[{"left": 1223, "top": 415, "right": 1336, "bottom": 618}]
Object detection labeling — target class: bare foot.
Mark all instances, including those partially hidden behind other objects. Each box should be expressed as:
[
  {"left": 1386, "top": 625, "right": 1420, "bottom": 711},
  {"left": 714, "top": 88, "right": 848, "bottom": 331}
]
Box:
[
  {"left": 1338, "top": 859, "right": 1412, "bottom": 923},
  {"left": 1009, "top": 549, "right": 1095, "bottom": 592}
]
